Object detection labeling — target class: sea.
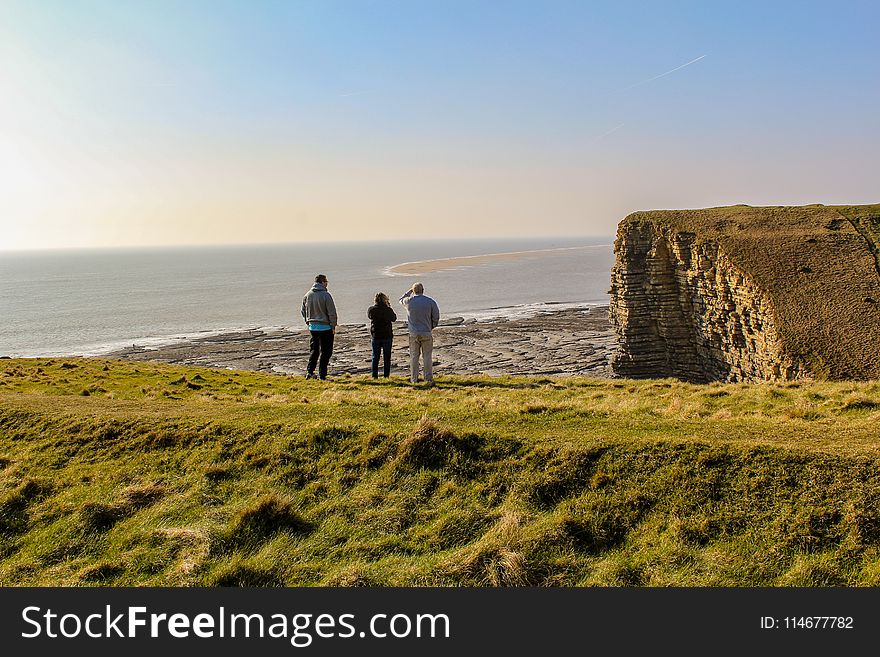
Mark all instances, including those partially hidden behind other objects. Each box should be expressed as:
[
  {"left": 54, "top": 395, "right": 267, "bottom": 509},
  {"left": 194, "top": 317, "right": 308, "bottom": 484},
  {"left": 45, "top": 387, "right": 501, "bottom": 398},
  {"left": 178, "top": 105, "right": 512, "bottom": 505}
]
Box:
[{"left": 0, "top": 237, "right": 615, "bottom": 358}]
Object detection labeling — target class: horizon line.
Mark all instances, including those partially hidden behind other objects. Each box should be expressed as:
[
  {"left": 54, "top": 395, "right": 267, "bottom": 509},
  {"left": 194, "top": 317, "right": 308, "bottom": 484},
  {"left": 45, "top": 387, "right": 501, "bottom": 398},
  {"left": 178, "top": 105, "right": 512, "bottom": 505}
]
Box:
[{"left": 0, "top": 234, "right": 615, "bottom": 255}]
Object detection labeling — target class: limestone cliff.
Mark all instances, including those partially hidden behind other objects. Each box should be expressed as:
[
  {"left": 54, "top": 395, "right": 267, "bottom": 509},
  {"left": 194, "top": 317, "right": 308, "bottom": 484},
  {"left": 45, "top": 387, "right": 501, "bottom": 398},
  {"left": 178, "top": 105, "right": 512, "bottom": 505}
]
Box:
[{"left": 609, "top": 204, "right": 880, "bottom": 382}]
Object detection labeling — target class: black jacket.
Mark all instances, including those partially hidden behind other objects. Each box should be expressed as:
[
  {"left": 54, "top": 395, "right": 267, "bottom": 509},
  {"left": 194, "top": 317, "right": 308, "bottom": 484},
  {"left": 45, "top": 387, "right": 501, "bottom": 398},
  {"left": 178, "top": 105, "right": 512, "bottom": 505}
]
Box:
[{"left": 367, "top": 303, "right": 397, "bottom": 340}]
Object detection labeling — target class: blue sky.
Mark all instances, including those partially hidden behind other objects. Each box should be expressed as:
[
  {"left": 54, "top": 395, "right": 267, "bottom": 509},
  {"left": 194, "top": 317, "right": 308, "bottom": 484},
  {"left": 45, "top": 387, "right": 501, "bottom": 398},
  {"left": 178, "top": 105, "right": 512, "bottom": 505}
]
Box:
[{"left": 1, "top": 0, "right": 878, "bottom": 248}]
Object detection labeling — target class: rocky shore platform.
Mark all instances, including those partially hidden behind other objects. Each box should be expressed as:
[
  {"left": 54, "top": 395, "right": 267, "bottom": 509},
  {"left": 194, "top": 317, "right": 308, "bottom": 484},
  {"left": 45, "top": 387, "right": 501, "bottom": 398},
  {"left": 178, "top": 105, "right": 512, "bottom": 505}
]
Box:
[{"left": 107, "top": 305, "right": 615, "bottom": 378}]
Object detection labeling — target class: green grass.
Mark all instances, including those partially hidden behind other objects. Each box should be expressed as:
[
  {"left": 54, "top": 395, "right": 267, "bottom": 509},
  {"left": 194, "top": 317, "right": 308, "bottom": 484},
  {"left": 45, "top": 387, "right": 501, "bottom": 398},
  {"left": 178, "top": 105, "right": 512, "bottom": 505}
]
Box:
[
  {"left": 2, "top": 357, "right": 880, "bottom": 586},
  {"left": 621, "top": 204, "right": 880, "bottom": 380}
]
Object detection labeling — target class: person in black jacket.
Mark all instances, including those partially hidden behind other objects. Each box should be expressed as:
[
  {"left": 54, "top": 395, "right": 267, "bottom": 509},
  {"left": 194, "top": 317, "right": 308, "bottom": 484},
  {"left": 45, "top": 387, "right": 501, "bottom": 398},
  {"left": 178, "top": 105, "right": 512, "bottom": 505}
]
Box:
[{"left": 367, "top": 292, "right": 396, "bottom": 378}]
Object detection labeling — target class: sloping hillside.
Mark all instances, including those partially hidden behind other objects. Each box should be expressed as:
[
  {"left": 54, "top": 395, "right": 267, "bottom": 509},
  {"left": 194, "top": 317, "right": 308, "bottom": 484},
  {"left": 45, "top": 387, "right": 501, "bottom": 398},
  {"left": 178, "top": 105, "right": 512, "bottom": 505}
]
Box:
[{"left": 2, "top": 358, "right": 880, "bottom": 586}]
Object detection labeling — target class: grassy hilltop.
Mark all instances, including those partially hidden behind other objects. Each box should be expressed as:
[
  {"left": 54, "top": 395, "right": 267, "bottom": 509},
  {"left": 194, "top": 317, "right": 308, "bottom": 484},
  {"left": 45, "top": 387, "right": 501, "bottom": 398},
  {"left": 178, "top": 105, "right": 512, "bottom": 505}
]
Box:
[
  {"left": 620, "top": 203, "right": 880, "bottom": 380},
  {"left": 2, "top": 358, "right": 880, "bottom": 586}
]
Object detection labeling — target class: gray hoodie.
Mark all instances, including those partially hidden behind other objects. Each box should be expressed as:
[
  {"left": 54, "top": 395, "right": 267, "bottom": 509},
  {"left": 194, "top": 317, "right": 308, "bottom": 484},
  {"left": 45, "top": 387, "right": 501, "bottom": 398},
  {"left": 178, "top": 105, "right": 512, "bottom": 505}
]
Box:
[{"left": 301, "top": 282, "right": 338, "bottom": 327}]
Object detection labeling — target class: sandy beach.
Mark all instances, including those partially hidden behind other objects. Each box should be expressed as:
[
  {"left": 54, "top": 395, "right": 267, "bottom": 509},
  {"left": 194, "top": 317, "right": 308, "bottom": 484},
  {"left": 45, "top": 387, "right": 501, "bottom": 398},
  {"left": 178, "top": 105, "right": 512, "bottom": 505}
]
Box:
[
  {"left": 385, "top": 245, "right": 604, "bottom": 275},
  {"left": 108, "top": 305, "right": 615, "bottom": 378}
]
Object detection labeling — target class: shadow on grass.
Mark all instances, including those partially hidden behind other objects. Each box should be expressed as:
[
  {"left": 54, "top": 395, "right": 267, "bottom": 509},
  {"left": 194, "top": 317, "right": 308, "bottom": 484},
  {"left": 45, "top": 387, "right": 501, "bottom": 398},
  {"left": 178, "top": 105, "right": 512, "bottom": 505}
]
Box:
[{"left": 351, "top": 377, "right": 545, "bottom": 390}]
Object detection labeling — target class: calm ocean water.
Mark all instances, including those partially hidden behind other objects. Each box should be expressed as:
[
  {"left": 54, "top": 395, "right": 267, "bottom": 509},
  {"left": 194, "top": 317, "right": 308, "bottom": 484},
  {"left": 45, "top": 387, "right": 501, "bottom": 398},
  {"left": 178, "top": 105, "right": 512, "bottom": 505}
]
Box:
[{"left": 0, "top": 238, "right": 614, "bottom": 357}]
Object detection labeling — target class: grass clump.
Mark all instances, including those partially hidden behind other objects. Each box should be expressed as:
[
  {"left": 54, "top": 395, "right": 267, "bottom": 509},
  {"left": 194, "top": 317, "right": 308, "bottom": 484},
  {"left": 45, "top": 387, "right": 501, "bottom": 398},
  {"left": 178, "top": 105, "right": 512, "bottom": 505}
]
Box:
[
  {"left": 220, "top": 494, "right": 311, "bottom": 551},
  {"left": 395, "top": 417, "right": 459, "bottom": 469},
  {"left": 79, "top": 483, "right": 165, "bottom": 532},
  {"left": 0, "top": 479, "right": 52, "bottom": 535},
  {"left": 207, "top": 557, "right": 284, "bottom": 587}
]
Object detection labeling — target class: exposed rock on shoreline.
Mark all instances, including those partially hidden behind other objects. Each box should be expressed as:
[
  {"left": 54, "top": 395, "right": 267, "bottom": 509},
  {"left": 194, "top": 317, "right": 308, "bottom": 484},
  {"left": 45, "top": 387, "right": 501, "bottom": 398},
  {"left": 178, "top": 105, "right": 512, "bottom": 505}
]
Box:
[{"left": 109, "top": 306, "right": 615, "bottom": 378}]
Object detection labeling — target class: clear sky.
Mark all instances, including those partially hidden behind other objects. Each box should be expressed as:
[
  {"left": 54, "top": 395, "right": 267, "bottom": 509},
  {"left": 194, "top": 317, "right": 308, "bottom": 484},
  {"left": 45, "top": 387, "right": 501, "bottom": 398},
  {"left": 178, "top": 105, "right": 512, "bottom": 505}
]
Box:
[{"left": 1, "top": 0, "right": 878, "bottom": 250}]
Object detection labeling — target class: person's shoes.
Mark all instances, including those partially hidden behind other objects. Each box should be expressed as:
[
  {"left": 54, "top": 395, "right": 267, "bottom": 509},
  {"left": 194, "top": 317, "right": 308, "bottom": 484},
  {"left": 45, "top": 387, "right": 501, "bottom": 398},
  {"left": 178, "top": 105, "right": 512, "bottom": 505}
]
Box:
[{"left": 305, "top": 373, "right": 316, "bottom": 380}]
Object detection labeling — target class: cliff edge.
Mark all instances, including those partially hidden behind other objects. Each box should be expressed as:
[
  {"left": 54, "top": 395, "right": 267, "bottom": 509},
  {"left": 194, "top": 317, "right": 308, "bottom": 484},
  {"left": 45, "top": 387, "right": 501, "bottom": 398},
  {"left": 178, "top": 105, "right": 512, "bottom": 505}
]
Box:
[{"left": 609, "top": 204, "right": 880, "bottom": 382}]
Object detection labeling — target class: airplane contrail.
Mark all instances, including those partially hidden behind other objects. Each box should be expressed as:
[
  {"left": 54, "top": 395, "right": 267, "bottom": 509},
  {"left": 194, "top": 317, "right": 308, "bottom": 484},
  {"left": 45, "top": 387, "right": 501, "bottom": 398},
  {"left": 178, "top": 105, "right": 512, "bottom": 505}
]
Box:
[
  {"left": 615, "top": 54, "right": 707, "bottom": 93},
  {"left": 593, "top": 123, "right": 625, "bottom": 142}
]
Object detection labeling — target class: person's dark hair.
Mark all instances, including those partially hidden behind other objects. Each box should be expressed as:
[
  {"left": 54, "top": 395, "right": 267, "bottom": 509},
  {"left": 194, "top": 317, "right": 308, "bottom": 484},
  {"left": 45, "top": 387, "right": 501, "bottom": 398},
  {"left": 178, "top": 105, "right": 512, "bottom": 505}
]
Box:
[
  {"left": 315, "top": 274, "right": 328, "bottom": 284},
  {"left": 375, "top": 292, "right": 389, "bottom": 305}
]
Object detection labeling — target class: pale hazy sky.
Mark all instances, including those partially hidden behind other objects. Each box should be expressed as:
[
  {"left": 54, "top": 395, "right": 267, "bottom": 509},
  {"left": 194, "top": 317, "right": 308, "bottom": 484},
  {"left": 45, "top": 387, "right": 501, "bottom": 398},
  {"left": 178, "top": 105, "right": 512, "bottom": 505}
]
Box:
[{"left": 1, "top": 0, "right": 878, "bottom": 250}]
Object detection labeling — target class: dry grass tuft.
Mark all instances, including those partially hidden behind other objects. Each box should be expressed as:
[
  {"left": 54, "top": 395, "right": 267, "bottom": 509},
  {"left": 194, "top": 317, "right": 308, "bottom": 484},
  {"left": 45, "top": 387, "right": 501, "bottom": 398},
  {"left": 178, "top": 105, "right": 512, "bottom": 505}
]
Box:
[
  {"left": 154, "top": 527, "right": 212, "bottom": 581},
  {"left": 207, "top": 559, "right": 283, "bottom": 587},
  {"left": 443, "top": 510, "right": 539, "bottom": 586},
  {"left": 121, "top": 483, "right": 165, "bottom": 508},
  {"left": 841, "top": 396, "right": 879, "bottom": 412},
  {"left": 77, "top": 561, "right": 124, "bottom": 582},
  {"left": 323, "top": 565, "right": 380, "bottom": 587}
]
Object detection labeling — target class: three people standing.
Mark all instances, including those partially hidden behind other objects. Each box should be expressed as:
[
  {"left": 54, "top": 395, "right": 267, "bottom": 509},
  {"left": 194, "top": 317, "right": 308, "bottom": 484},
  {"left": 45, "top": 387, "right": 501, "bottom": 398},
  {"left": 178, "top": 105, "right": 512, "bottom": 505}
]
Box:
[
  {"left": 301, "top": 274, "right": 337, "bottom": 380},
  {"left": 300, "top": 275, "right": 440, "bottom": 383},
  {"left": 399, "top": 282, "right": 440, "bottom": 384}
]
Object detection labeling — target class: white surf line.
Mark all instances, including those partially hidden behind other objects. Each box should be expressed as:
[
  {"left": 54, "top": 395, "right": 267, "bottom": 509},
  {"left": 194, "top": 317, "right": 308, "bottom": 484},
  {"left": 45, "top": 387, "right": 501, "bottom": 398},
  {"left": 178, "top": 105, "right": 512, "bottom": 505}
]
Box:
[
  {"left": 457, "top": 301, "right": 605, "bottom": 322},
  {"left": 382, "top": 244, "right": 612, "bottom": 277},
  {"left": 71, "top": 324, "right": 302, "bottom": 357}
]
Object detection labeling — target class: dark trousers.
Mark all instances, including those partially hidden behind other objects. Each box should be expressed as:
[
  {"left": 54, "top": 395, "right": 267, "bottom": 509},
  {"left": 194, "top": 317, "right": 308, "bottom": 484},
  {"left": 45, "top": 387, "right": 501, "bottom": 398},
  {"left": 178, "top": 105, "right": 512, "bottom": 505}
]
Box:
[
  {"left": 371, "top": 338, "right": 393, "bottom": 378},
  {"left": 308, "top": 329, "right": 334, "bottom": 379}
]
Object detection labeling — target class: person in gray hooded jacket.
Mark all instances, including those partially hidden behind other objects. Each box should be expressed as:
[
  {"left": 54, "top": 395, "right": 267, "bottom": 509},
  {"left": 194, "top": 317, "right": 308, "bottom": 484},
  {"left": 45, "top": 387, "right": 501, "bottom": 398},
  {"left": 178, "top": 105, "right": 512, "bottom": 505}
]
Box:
[{"left": 301, "top": 274, "right": 338, "bottom": 380}]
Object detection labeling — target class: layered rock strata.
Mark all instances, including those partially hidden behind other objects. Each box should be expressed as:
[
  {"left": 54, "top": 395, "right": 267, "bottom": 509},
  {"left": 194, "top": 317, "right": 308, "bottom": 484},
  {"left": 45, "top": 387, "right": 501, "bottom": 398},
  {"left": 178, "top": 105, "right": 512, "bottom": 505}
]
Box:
[
  {"left": 610, "top": 223, "right": 802, "bottom": 382},
  {"left": 610, "top": 205, "right": 880, "bottom": 382}
]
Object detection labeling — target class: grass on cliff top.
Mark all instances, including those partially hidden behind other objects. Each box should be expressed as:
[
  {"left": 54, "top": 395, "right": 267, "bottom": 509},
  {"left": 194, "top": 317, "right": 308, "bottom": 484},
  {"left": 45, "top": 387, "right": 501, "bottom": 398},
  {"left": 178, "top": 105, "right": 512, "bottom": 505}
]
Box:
[
  {"left": 620, "top": 203, "right": 880, "bottom": 380},
  {"left": 2, "top": 357, "right": 880, "bottom": 587}
]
